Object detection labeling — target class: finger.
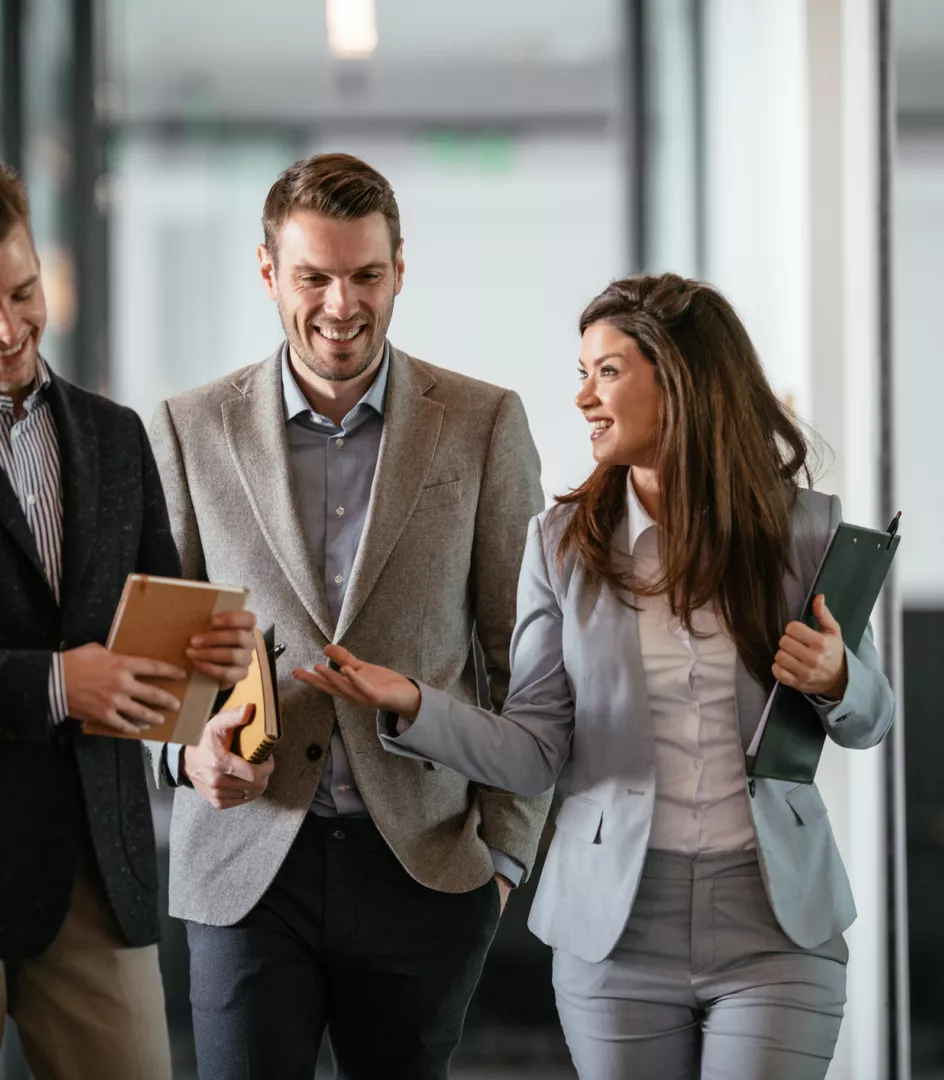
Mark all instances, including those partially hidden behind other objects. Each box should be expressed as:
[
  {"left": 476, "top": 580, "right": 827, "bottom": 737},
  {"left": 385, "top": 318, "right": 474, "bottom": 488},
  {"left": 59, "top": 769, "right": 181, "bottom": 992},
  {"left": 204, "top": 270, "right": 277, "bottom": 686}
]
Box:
[
  {"left": 209, "top": 704, "right": 256, "bottom": 733},
  {"left": 187, "top": 646, "right": 253, "bottom": 665},
  {"left": 126, "top": 680, "right": 182, "bottom": 712},
  {"left": 189, "top": 631, "right": 255, "bottom": 651},
  {"left": 312, "top": 665, "right": 374, "bottom": 706},
  {"left": 202, "top": 775, "right": 268, "bottom": 796},
  {"left": 115, "top": 695, "right": 165, "bottom": 728},
  {"left": 209, "top": 610, "right": 257, "bottom": 631},
  {"left": 323, "top": 644, "right": 363, "bottom": 670},
  {"left": 776, "top": 634, "right": 819, "bottom": 666},
  {"left": 773, "top": 650, "right": 809, "bottom": 681},
  {"left": 772, "top": 661, "right": 799, "bottom": 687},
  {"left": 294, "top": 666, "right": 370, "bottom": 705},
  {"left": 342, "top": 665, "right": 386, "bottom": 703},
  {"left": 191, "top": 661, "right": 251, "bottom": 685},
  {"left": 124, "top": 656, "right": 188, "bottom": 680},
  {"left": 782, "top": 621, "right": 824, "bottom": 649},
  {"left": 97, "top": 711, "right": 148, "bottom": 737},
  {"left": 813, "top": 594, "right": 842, "bottom": 634}
]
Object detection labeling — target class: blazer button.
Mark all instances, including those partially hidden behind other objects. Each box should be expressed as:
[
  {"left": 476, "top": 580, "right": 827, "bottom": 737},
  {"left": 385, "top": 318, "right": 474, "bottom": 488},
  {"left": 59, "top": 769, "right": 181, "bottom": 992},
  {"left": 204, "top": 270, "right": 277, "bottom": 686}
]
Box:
[{"left": 306, "top": 744, "right": 323, "bottom": 761}]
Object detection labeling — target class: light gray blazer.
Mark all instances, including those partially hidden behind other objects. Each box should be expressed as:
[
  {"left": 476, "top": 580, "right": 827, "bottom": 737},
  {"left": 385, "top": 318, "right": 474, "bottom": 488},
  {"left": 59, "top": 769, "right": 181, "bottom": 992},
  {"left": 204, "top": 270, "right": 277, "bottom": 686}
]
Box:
[
  {"left": 384, "top": 488, "right": 895, "bottom": 963},
  {"left": 147, "top": 345, "right": 553, "bottom": 926}
]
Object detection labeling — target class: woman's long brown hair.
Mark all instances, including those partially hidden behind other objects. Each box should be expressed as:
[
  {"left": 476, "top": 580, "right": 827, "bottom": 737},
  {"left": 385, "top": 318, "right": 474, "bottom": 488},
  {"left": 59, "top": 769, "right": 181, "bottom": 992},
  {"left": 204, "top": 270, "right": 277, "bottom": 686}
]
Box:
[{"left": 557, "top": 273, "right": 819, "bottom": 688}]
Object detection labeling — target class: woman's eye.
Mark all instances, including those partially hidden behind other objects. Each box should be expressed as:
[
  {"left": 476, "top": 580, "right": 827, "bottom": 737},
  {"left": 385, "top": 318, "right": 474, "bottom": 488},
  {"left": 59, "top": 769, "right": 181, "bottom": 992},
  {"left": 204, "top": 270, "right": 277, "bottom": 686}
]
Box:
[
  {"left": 577, "top": 369, "right": 588, "bottom": 381},
  {"left": 600, "top": 365, "right": 618, "bottom": 376}
]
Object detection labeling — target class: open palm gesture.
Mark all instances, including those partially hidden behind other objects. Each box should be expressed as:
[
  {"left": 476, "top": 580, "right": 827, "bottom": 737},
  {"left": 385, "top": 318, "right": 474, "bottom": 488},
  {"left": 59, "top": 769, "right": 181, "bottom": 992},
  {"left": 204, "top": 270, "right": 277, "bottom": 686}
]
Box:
[{"left": 292, "top": 645, "right": 422, "bottom": 719}]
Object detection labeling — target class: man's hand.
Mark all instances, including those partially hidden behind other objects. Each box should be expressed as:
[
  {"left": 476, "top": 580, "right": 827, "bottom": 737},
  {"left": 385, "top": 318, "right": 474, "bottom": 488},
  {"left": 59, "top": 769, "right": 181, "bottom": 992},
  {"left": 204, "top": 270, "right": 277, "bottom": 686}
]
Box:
[
  {"left": 182, "top": 705, "right": 274, "bottom": 810},
  {"left": 495, "top": 873, "right": 513, "bottom": 914},
  {"left": 187, "top": 610, "right": 257, "bottom": 690},
  {"left": 773, "top": 594, "right": 848, "bottom": 699},
  {"left": 63, "top": 643, "right": 186, "bottom": 736},
  {"left": 292, "top": 644, "right": 422, "bottom": 719}
]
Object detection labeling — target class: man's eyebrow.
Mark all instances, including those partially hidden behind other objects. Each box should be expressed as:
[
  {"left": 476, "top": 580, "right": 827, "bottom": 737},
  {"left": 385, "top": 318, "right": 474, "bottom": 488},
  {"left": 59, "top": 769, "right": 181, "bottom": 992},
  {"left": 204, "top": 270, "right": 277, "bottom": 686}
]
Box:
[{"left": 290, "top": 262, "right": 389, "bottom": 275}]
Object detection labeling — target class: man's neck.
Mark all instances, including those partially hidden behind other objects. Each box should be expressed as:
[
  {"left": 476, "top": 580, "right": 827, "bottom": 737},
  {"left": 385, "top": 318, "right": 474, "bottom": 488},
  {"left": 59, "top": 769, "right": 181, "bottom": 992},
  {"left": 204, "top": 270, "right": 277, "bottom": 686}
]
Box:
[{"left": 289, "top": 345, "right": 384, "bottom": 427}]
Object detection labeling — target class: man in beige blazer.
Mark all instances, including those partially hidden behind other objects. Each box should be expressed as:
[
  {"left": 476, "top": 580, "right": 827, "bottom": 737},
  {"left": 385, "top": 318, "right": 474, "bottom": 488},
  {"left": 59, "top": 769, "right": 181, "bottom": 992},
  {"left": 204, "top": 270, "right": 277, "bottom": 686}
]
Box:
[{"left": 147, "top": 153, "right": 552, "bottom": 1080}]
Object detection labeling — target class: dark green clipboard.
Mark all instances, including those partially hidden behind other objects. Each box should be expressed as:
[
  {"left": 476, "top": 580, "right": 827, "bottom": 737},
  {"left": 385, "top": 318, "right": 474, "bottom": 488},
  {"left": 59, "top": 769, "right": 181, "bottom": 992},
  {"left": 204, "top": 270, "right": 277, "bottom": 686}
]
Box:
[{"left": 746, "top": 521, "right": 900, "bottom": 783}]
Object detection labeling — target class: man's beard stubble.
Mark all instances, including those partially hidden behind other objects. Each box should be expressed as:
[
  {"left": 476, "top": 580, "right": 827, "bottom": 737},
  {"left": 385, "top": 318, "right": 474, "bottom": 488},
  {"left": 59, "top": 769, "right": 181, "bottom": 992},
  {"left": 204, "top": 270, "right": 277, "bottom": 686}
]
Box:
[{"left": 279, "top": 294, "right": 395, "bottom": 384}]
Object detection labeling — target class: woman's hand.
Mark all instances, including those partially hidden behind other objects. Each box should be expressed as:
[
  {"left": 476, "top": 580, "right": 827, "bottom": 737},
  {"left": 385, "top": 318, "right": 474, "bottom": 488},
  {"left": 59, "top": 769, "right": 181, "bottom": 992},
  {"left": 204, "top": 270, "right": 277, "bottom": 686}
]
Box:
[
  {"left": 772, "top": 594, "right": 848, "bottom": 699},
  {"left": 292, "top": 645, "right": 422, "bottom": 719}
]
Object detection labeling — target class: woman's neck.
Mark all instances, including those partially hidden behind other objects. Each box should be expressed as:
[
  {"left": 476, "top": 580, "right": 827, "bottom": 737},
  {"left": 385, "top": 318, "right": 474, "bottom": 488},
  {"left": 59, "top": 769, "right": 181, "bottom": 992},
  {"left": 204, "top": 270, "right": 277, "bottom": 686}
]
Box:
[{"left": 630, "top": 467, "right": 661, "bottom": 523}]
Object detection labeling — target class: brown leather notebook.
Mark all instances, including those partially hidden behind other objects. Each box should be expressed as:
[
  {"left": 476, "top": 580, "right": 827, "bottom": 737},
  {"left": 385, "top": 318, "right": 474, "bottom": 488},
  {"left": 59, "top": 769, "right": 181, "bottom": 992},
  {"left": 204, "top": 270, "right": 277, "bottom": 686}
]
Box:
[
  {"left": 227, "top": 625, "right": 283, "bottom": 763},
  {"left": 84, "top": 574, "right": 249, "bottom": 746}
]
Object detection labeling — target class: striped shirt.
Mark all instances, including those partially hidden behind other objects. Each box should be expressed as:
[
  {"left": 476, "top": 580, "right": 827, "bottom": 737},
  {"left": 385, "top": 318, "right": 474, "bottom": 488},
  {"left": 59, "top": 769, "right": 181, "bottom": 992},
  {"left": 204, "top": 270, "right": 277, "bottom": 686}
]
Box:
[{"left": 0, "top": 356, "right": 69, "bottom": 723}]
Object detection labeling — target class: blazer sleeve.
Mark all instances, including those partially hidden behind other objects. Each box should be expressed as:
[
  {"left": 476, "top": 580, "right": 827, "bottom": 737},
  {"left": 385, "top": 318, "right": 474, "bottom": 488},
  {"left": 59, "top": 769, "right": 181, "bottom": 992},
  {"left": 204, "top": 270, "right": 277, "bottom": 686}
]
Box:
[
  {"left": 143, "top": 400, "right": 206, "bottom": 785},
  {"left": 382, "top": 515, "right": 576, "bottom": 799},
  {"left": 808, "top": 494, "right": 896, "bottom": 749}
]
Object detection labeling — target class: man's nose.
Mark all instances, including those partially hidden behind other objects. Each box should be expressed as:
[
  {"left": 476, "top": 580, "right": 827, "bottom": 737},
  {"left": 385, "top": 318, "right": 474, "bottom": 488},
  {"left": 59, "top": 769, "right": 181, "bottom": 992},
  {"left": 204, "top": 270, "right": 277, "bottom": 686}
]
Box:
[
  {"left": 323, "top": 280, "right": 357, "bottom": 322},
  {"left": 0, "top": 302, "right": 18, "bottom": 347}
]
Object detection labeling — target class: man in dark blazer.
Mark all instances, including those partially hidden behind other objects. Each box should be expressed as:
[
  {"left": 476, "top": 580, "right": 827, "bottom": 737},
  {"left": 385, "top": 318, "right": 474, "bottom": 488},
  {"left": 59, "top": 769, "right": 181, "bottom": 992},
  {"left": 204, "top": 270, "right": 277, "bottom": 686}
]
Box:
[{"left": 0, "top": 164, "right": 256, "bottom": 1080}]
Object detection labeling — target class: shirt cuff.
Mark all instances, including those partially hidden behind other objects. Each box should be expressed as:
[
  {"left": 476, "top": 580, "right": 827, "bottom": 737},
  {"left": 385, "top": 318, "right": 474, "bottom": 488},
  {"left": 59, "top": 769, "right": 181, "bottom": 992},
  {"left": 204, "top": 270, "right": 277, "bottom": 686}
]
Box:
[
  {"left": 489, "top": 848, "right": 525, "bottom": 887},
  {"left": 164, "top": 742, "right": 193, "bottom": 788},
  {"left": 48, "top": 652, "right": 69, "bottom": 725}
]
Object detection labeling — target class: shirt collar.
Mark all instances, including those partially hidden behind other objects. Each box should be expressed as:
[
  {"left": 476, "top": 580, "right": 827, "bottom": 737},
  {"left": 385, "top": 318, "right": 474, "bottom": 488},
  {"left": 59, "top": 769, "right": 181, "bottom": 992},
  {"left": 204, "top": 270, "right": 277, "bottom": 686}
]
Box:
[
  {"left": 280, "top": 341, "right": 389, "bottom": 427},
  {"left": 0, "top": 354, "right": 52, "bottom": 415},
  {"left": 626, "top": 469, "right": 659, "bottom": 554}
]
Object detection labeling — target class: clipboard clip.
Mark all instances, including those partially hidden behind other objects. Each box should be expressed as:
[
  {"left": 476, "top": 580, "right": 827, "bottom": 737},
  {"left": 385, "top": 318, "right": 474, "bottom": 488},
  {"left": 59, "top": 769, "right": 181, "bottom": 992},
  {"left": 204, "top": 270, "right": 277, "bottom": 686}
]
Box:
[{"left": 885, "top": 511, "right": 901, "bottom": 549}]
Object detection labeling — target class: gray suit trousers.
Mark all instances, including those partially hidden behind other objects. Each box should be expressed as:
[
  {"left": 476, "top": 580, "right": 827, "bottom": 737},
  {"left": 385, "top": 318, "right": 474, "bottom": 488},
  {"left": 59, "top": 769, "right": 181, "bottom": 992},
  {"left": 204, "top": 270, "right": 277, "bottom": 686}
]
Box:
[{"left": 553, "top": 850, "right": 847, "bottom": 1080}]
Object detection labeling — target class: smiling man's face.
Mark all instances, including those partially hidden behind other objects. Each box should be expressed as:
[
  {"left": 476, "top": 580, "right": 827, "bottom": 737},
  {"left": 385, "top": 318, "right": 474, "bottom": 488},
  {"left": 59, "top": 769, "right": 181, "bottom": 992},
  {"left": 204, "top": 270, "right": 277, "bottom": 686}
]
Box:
[
  {"left": 0, "top": 222, "right": 46, "bottom": 409},
  {"left": 260, "top": 209, "right": 403, "bottom": 385}
]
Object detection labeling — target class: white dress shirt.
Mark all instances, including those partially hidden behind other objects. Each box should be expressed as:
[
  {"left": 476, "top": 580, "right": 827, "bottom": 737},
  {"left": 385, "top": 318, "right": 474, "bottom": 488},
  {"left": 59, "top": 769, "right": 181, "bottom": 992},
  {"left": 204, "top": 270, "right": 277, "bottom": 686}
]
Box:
[{"left": 627, "top": 473, "right": 756, "bottom": 854}]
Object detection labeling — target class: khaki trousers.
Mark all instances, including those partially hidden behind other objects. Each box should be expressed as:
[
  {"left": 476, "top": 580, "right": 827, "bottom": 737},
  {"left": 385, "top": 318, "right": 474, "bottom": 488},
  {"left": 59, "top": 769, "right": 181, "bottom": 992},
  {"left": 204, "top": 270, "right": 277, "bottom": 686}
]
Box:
[{"left": 0, "top": 843, "right": 172, "bottom": 1080}]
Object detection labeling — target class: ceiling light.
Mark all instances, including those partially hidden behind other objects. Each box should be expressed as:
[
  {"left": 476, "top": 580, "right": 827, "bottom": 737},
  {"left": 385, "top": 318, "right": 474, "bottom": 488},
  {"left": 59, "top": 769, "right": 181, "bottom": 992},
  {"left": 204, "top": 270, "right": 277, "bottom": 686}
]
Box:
[{"left": 326, "top": 0, "right": 378, "bottom": 60}]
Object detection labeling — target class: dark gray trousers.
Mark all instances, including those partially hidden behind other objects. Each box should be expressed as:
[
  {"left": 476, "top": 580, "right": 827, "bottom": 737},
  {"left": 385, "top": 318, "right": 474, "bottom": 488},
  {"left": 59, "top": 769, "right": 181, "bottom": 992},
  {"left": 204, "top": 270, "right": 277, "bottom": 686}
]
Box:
[
  {"left": 553, "top": 849, "right": 848, "bottom": 1080},
  {"left": 186, "top": 814, "right": 501, "bottom": 1080}
]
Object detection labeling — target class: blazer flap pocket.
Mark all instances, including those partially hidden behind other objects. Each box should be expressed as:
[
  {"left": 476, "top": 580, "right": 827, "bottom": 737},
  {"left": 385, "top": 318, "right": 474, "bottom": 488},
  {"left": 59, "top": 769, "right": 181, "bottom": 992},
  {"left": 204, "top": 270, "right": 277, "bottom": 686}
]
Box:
[
  {"left": 555, "top": 794, "right": 603, "bottom": 843},
  {"left": 785, "top": 783, "right": 828, "bottom": 825},
  {"left": 414, "top": 478, "right": 462, "bottom": 512}
]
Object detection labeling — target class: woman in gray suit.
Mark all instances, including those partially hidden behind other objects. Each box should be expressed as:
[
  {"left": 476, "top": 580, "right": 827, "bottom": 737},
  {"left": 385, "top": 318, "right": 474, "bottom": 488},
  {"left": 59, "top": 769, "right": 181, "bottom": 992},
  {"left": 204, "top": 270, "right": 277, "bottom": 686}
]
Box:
[{"left": 294, "top": 273, "right": 894, "bottom": 1080}]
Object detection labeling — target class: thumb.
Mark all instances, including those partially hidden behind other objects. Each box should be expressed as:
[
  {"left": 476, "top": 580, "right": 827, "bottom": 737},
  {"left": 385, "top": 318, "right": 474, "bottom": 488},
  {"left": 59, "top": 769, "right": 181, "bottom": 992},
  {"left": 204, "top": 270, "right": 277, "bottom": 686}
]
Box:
[
  {"left": 813, "top": 594, "right": 841, "bottom": 635},
  {"left": 209, "top": 703, "right": 256, "bottom": 735}
]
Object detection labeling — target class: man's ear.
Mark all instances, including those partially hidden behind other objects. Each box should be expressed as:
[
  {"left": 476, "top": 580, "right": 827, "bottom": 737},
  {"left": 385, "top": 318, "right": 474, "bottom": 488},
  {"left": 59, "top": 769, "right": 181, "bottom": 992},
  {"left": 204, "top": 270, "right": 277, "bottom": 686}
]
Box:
[
  {"left": 258, "top": 244, "right": 278, "bottom": 299},
  {"left": 394, "top": 239, "right": 405, "bottom": 297}
]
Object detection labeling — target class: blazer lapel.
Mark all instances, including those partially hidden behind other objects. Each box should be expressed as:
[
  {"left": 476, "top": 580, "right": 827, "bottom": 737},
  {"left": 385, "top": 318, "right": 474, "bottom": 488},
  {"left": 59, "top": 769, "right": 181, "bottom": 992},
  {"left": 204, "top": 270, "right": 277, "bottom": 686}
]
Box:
[
  {"left": 334, "top": 349, "right": 444, "bottom": 642},
  {"left": 0, "top": 466, "right": 47, "bottom": 585},
  {"left": 47, "top": 376, "right": 99, "bottom": 612},
  {"left": 221, "top": 352, "right": 336, "bottom": 640}
]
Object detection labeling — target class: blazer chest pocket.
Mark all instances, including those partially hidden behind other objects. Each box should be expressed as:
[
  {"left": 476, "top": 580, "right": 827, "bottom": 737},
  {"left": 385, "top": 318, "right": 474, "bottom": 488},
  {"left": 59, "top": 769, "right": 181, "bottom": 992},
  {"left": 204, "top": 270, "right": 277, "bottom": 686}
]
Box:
[
  {"left": 413, "top": 478, "right": 462, "bottom": 513},
  {"left": 555, "top": 794, "right": 603, "bottom": 844},
  {"left": 785, "top": 783, "right": 828, "bottom": 825}
]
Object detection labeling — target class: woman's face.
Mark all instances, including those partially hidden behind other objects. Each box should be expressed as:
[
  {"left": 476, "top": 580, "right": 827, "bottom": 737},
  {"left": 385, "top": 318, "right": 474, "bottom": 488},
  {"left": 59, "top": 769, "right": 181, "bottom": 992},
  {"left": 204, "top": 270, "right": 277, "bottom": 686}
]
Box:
[{"left": 575, "top": 321, "right": 661, "bottom": 468}]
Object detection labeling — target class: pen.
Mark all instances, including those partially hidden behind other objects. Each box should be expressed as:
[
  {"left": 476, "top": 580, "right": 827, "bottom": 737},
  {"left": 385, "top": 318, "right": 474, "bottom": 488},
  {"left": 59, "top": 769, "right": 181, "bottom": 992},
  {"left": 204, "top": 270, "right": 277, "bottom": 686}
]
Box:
[
  {"left": 272, "top": 642, "right": 287, "bottom": 660},
  {"left": 886, "top": 511, "right": 901, "bottom": 537}
]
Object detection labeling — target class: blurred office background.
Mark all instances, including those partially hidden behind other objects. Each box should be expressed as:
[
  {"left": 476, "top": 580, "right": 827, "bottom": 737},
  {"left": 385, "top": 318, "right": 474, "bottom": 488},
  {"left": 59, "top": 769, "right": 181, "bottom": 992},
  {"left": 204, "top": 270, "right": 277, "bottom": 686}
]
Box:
[{"left": 1, "top": 0, "right": 942, "bottom": 1077}]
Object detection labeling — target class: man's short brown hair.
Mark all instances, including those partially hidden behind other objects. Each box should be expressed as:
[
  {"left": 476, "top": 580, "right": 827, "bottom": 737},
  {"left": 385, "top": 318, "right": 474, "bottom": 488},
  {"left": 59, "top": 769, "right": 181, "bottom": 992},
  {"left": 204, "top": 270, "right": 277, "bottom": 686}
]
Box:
[
  {"left": 0, "top": 162, "right": 31, "bottom": 244},
  {"left": 262, "top": 153, "right": 400, "bottom": 265}
]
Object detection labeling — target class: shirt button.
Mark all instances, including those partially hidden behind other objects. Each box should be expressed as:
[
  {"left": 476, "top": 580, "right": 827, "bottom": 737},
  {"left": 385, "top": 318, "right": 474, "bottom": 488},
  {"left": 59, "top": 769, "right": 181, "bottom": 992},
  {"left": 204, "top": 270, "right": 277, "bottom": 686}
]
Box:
[
  {"left": 306, "top": 744, "right": 323, "bottom": 761},
  {"left": 332, "top": 828, "right": 346, "bottom": 841},
  {"left": 693, "top": 761, "right": 701, "bottom": 769},
  {"left": 334, "top": 574, "right": 344, "bottom": 585},
  {"left": 336, "top": 438, "right": 344, "bottom": 448},
  {"left": 26, "top": 493, "right": 36, "bottom": 505},
  {"left": 336, "top": 506, "right": 345, "bottom": 517},
  {"left": 337, "top": 783, "right": 352, "bottom": 793}
]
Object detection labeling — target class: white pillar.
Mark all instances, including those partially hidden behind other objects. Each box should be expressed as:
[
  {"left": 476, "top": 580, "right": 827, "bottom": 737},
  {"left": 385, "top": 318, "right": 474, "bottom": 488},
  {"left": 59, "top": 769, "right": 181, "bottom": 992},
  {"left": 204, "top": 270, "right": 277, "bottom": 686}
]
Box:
[{"left": 704, "top": 2, "right": 894, "bottom": 1077}]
